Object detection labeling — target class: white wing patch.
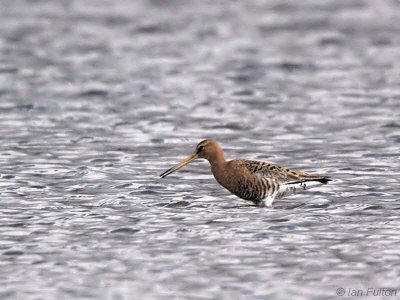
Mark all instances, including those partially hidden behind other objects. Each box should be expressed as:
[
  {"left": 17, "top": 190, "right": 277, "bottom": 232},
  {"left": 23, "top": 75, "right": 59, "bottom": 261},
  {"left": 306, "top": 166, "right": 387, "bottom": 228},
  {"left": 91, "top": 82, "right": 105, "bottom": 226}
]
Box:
[
  {"left": 257, "top": 179, "right": 329, "bottom": 207},
  {"left": 278, "top": 180, "right": 325, "bottom": 198}
]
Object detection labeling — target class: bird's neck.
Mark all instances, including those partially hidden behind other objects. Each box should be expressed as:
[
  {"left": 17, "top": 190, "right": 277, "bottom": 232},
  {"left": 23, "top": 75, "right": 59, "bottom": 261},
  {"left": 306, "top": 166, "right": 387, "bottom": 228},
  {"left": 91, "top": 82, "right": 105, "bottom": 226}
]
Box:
[
  {"left": 208, "top": 153, "right": 226, "bottom": 173},
  {"left": 209, "top": 155, "right": 228, "bottom": 190}
]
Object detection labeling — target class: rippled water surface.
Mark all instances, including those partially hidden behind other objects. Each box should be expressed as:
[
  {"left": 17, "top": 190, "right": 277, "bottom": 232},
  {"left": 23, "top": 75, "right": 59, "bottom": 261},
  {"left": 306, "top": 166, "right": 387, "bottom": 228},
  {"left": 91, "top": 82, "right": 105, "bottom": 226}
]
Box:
[{"left": 1, "top": 0, "right": 400, "bottom": 299}]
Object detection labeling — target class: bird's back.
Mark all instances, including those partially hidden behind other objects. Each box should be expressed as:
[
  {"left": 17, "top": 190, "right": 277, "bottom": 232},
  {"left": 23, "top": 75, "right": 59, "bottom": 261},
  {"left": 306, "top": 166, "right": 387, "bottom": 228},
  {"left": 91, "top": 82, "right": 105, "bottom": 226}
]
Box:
[{"left": 216, "top": 159, "right": 330, "bottom": 206}]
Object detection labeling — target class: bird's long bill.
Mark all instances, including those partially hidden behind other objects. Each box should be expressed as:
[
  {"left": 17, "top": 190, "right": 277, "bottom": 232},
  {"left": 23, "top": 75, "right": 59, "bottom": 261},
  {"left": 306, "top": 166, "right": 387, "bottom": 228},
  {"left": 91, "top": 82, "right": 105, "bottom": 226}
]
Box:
[{"left": 160, "top": 153, "right": 199, "bottom": 178}]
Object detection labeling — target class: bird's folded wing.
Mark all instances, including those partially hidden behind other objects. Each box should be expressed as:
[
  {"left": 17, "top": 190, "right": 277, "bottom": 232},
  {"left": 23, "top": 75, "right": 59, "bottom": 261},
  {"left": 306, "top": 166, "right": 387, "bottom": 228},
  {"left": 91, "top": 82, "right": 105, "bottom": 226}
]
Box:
[{"left": 236, "top": 159, "right": 314, "bottom": 183}]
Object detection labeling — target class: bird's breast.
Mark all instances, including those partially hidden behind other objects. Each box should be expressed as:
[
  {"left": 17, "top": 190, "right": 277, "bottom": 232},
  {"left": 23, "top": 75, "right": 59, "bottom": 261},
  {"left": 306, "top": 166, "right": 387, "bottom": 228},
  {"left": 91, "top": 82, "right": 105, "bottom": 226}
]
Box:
[{"left": 211, "top": 164, "right": 264, "bottom": 202}]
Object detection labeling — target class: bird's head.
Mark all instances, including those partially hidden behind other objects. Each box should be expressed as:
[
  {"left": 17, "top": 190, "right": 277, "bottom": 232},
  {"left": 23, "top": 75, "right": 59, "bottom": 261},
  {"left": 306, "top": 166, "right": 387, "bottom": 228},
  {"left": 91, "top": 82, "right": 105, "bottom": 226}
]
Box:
[{"left": 160, "top": 139, "right": 224, "bottom": 178}]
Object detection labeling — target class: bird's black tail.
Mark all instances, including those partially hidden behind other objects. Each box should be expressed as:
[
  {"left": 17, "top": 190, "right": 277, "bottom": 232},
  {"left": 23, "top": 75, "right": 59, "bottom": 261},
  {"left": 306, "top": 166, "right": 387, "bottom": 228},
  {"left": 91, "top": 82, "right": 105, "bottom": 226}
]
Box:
[
  {"left": 287, "top": 176, "right": 331, "bottom": 185},
  {"left": 315, "top": 177, "right": 331, "bottom": 184}
]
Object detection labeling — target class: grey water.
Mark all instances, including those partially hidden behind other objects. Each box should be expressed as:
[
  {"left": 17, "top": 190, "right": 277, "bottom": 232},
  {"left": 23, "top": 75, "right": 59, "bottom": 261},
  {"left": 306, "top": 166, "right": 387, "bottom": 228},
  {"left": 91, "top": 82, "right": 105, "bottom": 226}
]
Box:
[{"left": 0, "top": 0, "right": 399, "bottom": 299}]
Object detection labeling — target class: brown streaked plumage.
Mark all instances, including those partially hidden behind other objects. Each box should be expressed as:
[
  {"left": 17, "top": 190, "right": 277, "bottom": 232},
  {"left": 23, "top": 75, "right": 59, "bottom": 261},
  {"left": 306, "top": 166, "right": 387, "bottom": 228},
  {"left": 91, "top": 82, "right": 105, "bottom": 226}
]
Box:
[{"left": 160, "top": 139, "right": 331, "bottom": 207}]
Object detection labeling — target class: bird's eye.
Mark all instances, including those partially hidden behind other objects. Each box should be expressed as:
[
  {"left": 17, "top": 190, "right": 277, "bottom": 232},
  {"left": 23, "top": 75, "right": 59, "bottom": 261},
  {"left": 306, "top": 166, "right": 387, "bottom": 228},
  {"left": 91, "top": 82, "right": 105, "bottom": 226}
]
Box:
[{"left": 198, "top": 145, "right": 204, "bottom": 152}]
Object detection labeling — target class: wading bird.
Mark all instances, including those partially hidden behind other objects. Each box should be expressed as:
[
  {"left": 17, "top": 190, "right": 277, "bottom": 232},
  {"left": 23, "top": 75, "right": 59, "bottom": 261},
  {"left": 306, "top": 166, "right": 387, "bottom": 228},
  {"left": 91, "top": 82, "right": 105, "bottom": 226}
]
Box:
[{"left": 160, "top": 139, "right": 331, "bottom": 207}]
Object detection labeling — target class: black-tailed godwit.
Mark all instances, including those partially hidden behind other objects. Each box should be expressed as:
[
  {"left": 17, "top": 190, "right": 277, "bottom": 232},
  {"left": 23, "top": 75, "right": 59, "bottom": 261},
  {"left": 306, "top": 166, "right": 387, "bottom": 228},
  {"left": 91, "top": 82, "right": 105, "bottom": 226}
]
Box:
[{"left": 160, "top": 139, "right": 331, "bottom": 207}]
